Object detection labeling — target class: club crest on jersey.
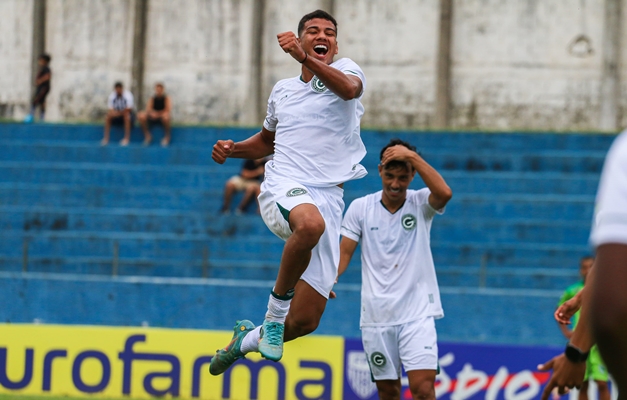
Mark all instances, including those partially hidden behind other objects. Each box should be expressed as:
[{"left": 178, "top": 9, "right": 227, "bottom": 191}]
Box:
[
  {"left": 311, "top": 76, "right": 327, "bottom": 93},
  {"left": 401, "top": 214, "right": 417, "bottom": 231},
  {"left": 370, "top": 352, "right": 386, "bottom": 367},
  {"left": 286, "top": 188, "right": 308, "bottom": 197}
]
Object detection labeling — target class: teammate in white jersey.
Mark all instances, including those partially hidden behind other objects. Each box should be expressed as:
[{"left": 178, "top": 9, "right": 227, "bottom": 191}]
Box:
[
  {"left": 539, "top": 131, "right": 627, "bottom": 399},
  {"left": 209, "top": 10, "right": 367, "bottom": 374},
  {"left": 338, "top": 139, "right": 452, "bottom": 400}
]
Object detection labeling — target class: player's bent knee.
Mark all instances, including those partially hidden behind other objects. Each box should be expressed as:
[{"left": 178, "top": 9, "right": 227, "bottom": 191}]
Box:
[
  {"left": 291, "top": 215, "right": 325, "bottom": 243},
  {"left": 409, "top": 380, "right": 435, "bottom": 400}
]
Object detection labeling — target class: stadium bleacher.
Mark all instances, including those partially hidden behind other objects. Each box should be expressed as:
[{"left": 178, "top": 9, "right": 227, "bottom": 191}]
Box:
[{"left": 0, "top": 122, "right": 616, "bottom": 344}]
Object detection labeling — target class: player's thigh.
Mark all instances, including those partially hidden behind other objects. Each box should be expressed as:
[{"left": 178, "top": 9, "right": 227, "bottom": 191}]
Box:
[
  {"left": 299, "top": 185, "right": 345, "bottom": 297},
  {"left": 258, "top": 177, "right": 317, "bottom": 241},
  {"left": 362, "top": 325, "right": 402, "bottom": 381},
  {"left": 399, "top": 317, "right": 438, "bottom": 373},
  {"left": 284, "top": 279, "right": 327, "bottom": 341}
]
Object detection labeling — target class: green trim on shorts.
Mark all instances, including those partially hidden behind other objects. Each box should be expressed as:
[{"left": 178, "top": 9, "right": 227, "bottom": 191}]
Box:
[
  {"left": 585, "top": 345, "right": 609, "bottom": 382},
  {"left": 276, "top": 202, "right": 290, "bottom": 223}
]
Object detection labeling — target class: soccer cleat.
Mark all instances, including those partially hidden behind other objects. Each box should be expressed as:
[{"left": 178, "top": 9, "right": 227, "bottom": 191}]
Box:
[
  {"left": 258, "top": 320, "right": 284, "bottom": 362},
  {"left": 209, "top": 320, "right": 255, "bottom": 375}
]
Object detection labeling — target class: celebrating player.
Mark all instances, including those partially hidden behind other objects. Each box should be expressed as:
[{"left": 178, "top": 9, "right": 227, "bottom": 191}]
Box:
[
  {"left": 209, "top": 10, "right": 367, "bottom": 374},
  {"left": 337, "top": 139, "right": 452, "bottom": 400}
]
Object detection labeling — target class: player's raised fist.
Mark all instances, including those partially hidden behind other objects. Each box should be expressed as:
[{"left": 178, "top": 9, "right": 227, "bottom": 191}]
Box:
[
  {"left": 277, "top": 31, "right": 306, "bottom": 63},
  {"left": 212, "top": 139, "right": 234, "bottom": 164}
]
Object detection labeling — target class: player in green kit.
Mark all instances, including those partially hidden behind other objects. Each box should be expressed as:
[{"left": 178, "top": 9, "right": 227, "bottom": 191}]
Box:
[{"left": 557, "top": 256, "right": 610, "bottom": 400}]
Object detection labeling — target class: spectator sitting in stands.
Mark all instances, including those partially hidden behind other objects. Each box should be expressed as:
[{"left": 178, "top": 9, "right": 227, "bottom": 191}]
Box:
[
  {"left": 138, "top": 83, "right": 172, "bottom": 147},
  {"left": 220, "top": 158, "right": 268, "bottom": 215},
  {"left": 101, "top": 82, "right": 134, "bottom": 147},
  {"left": 25, "top": 53, "right": 52, "bottom": 123}
]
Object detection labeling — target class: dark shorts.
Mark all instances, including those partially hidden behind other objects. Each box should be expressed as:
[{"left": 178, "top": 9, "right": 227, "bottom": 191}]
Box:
[
  {"left": 111, "top": 112, "right": 135, "bottom": 125},
  {"left": 32, "top": 87, "right": 49, "bottom": 106}
]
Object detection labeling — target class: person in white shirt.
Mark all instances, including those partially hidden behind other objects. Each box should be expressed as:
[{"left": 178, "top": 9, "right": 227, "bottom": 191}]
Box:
[
  {"left": 102, "top": 82, "right": 134, "bottom": 146},
  {"left": 338, "top": 139, "right": 452, "bottom": 400},
  {"left": 539, "top": 131, "right": 627, "bottom": 400},
  {"left": 209, "top": 9, "right": 367, "bottom": 374}
]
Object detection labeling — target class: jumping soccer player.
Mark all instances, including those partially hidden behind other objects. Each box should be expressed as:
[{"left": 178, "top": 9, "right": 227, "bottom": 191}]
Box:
[
  {"left": 209, "top": 9, "right": 367, "bottom": 374},
  {"left": 337, "top": 139, "right": 452, "bottom": 400},
  {"left": 556, "top": 256, "right": 610, "bottom": 400}
]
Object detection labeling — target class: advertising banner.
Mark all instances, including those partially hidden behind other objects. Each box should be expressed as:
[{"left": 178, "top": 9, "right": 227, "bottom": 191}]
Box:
[
  {"left": 343, "top": 338, "right": 562, "bottom": 400},
  {"left": 0, "top": 324, "right": 344, "bottom": 399}
]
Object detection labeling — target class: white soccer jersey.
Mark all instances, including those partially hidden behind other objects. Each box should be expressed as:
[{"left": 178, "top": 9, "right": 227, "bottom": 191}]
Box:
[
  {"left": 341, "top": 189, "right": 445, "bottom": 327},
  {"left": 263, "top": 58, "right": 367, "bottom": 187},
  {"left": 590, "top": 131, "right": 627, "bottom": 246}
]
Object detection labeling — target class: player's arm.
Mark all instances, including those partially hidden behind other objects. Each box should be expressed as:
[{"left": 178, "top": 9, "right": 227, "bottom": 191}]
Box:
[
  {"left": 164, "top": 96, "right": 172, "bottom": 113},
  {"left": 539, "top": 268, "right": 596, "bottom": 400},
  {"left": 338, "top": 237, "right": 359, "bottom": 279},
  {"left": 381, "top": 145, "right": 452, "bottom": 210},
  {"left": 211, "top": 127, "right": 275, "bottom": 164},
  {"left": 303, "top": 60, "right": 362, "bottom": 101},
  {"left": 277, "top": 31, "right": 362, "bottom": 101},
  {"left": 590, "top": 243, "right": 627, "bottom": 388},
  {"left": 555, "top": 289, "right": 584, "bottom": 325},
  {"left": 36, "top": 72, "right": 51, "bottom": 86}
]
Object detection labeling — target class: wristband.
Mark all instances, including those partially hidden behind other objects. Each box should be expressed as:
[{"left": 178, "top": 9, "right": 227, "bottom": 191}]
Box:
[
  {"left": 564, "top": 342, "right": 589, "bottom": 363},
  {"left": 299, "top": 53, "right": 308, "bottom": 64}
]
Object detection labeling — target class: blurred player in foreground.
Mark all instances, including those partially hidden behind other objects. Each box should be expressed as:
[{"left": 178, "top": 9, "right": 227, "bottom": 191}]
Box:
[
  {"left": 556, "top": 256, "right": 610, "bottom": 400},
  {"left": 337, "top": 139, "right": 452, "bottom": 400},
  {"left": 540, "top": 130, "right": 627, "bottom": 400},
  {"left": 209, "top": 9, "right": 367, "bottom": 374}
]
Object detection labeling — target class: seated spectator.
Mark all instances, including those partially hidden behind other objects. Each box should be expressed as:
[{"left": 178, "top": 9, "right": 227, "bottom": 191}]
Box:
[
  {"left": 101, "top": 82, "right": 134, "bottom": 146},
  {"left": 220, "top": 158, "right": 268, "bottom": 215},
  {"left": 25, "top": 53, "right": 52, "bottom": 123},
  {"left": 138, "top": 83, "right": 172, "bottom": 147}
]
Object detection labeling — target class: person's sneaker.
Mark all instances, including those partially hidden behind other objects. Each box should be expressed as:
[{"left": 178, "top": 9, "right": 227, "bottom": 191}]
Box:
[
  {"left": 23, "top": 114, "right": 34, "bottom": 124},
  {"left": 209, "top": 320, "right": 255, "bottom": 375},
  {"left": 258, "top": 320, "right": 284, "bottom": 362}
]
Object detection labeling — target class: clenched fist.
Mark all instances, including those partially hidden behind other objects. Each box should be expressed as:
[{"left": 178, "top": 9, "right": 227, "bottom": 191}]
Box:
[
  {"left": 212, "top": 139, "right": 235, "bottom": 164},
  {"left": 277, "top": 31, "right": 306, "bottom": 63}
]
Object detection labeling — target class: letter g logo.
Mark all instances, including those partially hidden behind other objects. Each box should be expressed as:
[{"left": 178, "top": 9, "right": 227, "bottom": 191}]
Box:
[{"left": 370, "top": 352, "right": 386, "bottom": 367}]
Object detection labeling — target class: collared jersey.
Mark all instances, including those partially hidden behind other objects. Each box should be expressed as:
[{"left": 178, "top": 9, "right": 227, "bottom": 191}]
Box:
[
  {"left": 341, "top": 189, "right": 444, "bottom": 327},
  {"left": 263, "top": 58, "right": 367, "bottom": 187},
  {"left": 590, "top": 131, "right": 627, "bottom": 247}
]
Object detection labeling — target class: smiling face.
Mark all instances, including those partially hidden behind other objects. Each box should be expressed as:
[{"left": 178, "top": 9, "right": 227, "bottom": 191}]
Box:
[
  {"left": 379, "top": 163, "right": 416, "bottom": 205},
  {"left": 299, "top": 18, "right": 339, "bottom": 65}
]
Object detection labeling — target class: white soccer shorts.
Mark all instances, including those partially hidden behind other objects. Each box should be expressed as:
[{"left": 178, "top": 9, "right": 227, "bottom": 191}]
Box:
[
  {"left": 258, "top": 168, "right": 344, "bottom": 299},
  {"left": 362, "top": 316, "right": 438, "bottom": 380}
]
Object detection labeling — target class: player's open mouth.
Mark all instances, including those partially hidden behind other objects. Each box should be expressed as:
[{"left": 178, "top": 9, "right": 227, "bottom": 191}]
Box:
[{"left": 314, "top": 45, "right": 328, "bottom": 55}]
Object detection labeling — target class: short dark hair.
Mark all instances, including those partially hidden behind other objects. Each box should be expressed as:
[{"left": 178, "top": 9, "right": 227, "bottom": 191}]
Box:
[
  {"left": 380, "top": 138, "right": 418, "bottom": 170},
  {"left": 580, "top": 255, "right": 594, "bottom": 263},
  {"left": 297, "top": 10, "right": 338, "bottom": 37},
  {"left": 39, "top": 53, "right": 51, "bottom": 63},
  {"left": 155, "top": 82, "right": 164, "bottom": 89},
  {"left": 114, "top": 81, "right": 123, "bottom": 89}
]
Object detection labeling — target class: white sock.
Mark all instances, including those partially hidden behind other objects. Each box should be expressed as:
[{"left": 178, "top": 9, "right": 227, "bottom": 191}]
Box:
[
  {"left": 264, "top": 288, "right": 293, "bottom": 323},
  {"left": 240, "top": 326, "right": 261, "bottom": 354}
]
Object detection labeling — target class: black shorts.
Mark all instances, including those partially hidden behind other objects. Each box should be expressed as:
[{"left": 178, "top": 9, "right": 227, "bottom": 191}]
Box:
[
  {"left": 32, "top": 87, "right": 49, "bottom": 106},
  {"left": 111, "top": 112, "right": 135, "bottom": 125}
]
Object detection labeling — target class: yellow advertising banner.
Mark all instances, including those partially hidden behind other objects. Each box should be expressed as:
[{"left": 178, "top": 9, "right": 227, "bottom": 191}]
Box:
[{"left": 0, "top": 324, "right": 345, "bottom": 399}]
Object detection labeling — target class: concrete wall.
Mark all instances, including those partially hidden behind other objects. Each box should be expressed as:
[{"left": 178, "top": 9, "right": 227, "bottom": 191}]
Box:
[
  {"left": 0, "top": 0, "right": 34, "bottom": 119},
  {"left": 2, "top": 0, "right": 624, "bottom": 130}
]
